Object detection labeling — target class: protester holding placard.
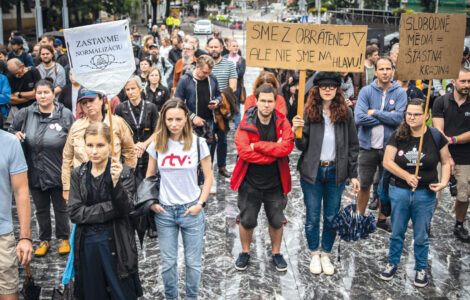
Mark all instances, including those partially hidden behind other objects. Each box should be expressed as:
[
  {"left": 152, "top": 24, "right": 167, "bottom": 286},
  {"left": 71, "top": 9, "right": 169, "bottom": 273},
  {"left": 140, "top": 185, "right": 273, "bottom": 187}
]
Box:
[
  {"left": 433, "top": 68, "right": 470, "bottom": 243},
  {"left": 68, "top": 122, "right": 143, "bottom": 300},
  {"left": 61, "top": 88, "right": 137, "bottom": 201},
  {"left": 115, "top": 76, "right": 159, "bottom": 184},
  {"left": 292, "top": 72, "right": 360, "bottom": 275},
  {"left": 354, "top": 56, "right": 408, "bottom": 232},
  {"left": 244, "top": 71, "right": 287, "bottom": 116},
  {"left": 145, "top": 99, "right": 212, "bottom": 300},
  {"left": 380, "top": 98, "right": 450, "bottom": 287},
  {"left": 9, "top": 79, "right": 74, "bottom": 257}
]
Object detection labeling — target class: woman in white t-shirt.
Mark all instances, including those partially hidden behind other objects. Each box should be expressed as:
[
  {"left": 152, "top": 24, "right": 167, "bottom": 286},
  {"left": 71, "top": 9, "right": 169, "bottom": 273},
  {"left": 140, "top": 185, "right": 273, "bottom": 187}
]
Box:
[{"left": 146, "top": 98, "right": 212, "bottom": 300}]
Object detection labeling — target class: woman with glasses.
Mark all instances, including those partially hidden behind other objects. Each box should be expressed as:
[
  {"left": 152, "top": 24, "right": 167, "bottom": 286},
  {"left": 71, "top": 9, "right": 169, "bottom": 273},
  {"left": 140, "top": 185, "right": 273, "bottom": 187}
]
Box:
[
  {"left": 292, "top": 72, "right": 359, "bottom": 275},
  {"left": 379, "top": 98, "right": 451, "bottom": 287}
]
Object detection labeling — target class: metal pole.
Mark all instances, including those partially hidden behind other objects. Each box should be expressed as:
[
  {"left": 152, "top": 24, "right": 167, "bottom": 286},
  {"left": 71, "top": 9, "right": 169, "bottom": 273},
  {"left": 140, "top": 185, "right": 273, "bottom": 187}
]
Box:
[
  {"left": 35, "top": 0, "right": 43, "bottom": 41},
  {"left": 62, "top": 0, "right": 69, "bottom": 29},
  {"left": 0, "top": 8, "right": 3, "bottom": 45},
  {"left": 385, "top": 0, "right": 389, "bottom": 11},
  {"left": 316, "top": 0, "right": 321, "bottom": 24},
  {"left": 435, "top": 0, "right": 440, "bottom": 13}
]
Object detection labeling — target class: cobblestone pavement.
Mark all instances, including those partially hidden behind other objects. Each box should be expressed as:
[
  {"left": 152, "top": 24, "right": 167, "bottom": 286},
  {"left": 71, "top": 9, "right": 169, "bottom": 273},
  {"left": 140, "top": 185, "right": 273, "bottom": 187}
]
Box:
[{"left": 13, "top": 66, "right": 470, "bottom": 299}]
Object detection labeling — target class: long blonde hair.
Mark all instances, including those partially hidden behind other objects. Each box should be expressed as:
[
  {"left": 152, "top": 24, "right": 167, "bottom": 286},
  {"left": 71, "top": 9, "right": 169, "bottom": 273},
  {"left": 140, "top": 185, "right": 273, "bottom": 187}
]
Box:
[{"left": 154, "top": 98, "right": 193, "bottom": 153}]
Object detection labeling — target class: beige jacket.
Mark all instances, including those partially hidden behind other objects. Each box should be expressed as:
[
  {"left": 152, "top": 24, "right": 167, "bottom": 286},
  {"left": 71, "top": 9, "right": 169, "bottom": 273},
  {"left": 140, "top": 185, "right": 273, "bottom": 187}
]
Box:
[{"left": 62, "top": 114, "right": 137, "bottom": 190}]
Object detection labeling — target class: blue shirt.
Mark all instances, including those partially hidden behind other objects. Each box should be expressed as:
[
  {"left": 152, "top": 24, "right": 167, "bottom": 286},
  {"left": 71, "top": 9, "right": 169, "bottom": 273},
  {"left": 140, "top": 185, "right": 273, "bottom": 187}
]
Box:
[
  {"left": 8, "top": 51, "right": 34, "bottom": 67},
  {"left": 0, "top": 131, "right": 28, "bottom": 235},
  {"left": 0, "top": 74, "right": 11, "bottom": 117}
]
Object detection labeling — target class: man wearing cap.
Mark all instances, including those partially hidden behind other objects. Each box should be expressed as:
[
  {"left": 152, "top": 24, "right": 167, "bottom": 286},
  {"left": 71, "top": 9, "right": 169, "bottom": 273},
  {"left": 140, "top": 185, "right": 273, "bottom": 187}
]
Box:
[
  {"left": 7, "top": 37, "right": 34, "bottom": 67},
  {"left": 354, "top": 56, "right": 407, "bottom": 232},
  {"left": 148, "top": 43, "right": 173, "bottom": 88}
]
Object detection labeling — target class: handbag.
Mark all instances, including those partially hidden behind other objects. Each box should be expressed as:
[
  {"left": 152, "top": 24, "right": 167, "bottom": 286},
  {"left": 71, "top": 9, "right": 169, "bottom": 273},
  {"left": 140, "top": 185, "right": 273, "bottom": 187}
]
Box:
[
  {"left": 129, "top": 175, "right": 160, "bottom": 217},
  {"left": 196, "top": 137, "right": 204, "bottom": 186}
]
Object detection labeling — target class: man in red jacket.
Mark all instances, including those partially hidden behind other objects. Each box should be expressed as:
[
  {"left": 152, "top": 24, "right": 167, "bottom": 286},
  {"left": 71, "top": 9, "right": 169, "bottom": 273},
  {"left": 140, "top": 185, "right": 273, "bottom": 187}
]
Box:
[{"left": 230, "top": 84, "right": 294, "bottom": 272}]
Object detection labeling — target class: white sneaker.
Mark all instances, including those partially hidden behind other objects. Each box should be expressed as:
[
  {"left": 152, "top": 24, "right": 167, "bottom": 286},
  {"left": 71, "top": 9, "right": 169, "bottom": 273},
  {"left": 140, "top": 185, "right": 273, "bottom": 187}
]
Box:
[
  {"left": 320, "top": 255, "right": 334, "bottom": 275},
  {"left": 309, "top": 254, "right": 322, "bottom": 274}
]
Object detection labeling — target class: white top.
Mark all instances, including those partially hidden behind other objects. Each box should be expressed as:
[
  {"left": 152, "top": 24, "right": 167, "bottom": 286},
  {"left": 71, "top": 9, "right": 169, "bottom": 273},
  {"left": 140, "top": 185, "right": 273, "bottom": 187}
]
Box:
[
  {"left": 320, "top": 111, "right": 336, "bottom": 161},
  {"left": 370, "top": 92, "right": 386, "bottom": 149},
  {"left": 146, "top": 134, "right": 210, "bottom": 205},
  {"left": 159, "top": 45, "right": 173, "bottom": 59}
]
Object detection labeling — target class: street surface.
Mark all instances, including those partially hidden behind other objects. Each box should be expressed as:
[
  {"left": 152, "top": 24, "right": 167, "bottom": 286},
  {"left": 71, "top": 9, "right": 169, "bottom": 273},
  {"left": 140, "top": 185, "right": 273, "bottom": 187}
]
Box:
[{"left": 11, "top": 12, "right": 470, "bottom": 300}]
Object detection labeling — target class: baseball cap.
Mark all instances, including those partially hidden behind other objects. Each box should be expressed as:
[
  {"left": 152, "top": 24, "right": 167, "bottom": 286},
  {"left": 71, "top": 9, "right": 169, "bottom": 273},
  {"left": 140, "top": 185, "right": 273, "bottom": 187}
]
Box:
[
  {"left": 11, "top": 37, "right": 23, "bottom": 45},
  {"left": 54, "top": 38, "right": 63, "bottom": 47},
  {"left": 149, "top": 43, "right": 159, "bottom": 49},
  {"left": 77, "top": 87, "right": 99, "bottom": 102}
]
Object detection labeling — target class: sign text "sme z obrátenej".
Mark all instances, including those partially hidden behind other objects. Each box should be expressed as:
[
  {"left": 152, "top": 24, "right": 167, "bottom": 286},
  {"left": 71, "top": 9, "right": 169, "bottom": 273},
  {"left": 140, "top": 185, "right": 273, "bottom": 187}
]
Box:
[{"left": 246, "top": 21, "right": 368, "bottom": 72}]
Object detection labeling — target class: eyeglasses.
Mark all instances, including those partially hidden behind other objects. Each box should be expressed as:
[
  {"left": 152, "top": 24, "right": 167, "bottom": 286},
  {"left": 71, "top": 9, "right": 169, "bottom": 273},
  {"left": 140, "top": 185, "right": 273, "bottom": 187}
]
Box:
[
  {"left": 319, "top": 85, "right": 338, "bottom": 91},
  {"left": 406, "top": 112, "right": 424, "bottom": 118},
  {"left": 183, "top": 48, "right": 193, "bottom": 51}
]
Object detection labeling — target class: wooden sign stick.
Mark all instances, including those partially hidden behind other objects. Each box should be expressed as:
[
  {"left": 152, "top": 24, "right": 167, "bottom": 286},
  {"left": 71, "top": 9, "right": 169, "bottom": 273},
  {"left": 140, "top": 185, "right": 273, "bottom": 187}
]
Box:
[
  {"left": 105, "top": 96, "right": 116, "bottom": 157},
  {"left": 295, "top": 70, "right": 307, "bottom": 139},
  {"left": 412, "top": 80, "right": 433, "bottom": 192}
]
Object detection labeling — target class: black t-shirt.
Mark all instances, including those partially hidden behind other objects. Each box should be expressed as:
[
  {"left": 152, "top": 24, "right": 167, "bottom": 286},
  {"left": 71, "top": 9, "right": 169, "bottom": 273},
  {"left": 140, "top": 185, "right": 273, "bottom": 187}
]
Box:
[
  {"left": 433, "top": 93, "right": 470, "bottom": 164},
  {"left": 387, "top": 129, "right": 447, "bottom": 189},
  {"left": 196, "top": 78, "right": 212, "bottom": 121},
  {"left": 245, "top": 116, "right": 281, "bottom": 191},
  {"left": 7, "top": 67, "right": 41, "bottom": 109}
]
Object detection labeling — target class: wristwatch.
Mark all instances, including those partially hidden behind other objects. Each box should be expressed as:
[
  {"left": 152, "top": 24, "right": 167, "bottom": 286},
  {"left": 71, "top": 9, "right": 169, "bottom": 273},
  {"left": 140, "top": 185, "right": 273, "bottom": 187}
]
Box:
[
  {"left": 18, "top": 92, "right": 22, "bottom": 98},
  {"left": 197, "top": 200, "right": 206, "bottom": 208}
]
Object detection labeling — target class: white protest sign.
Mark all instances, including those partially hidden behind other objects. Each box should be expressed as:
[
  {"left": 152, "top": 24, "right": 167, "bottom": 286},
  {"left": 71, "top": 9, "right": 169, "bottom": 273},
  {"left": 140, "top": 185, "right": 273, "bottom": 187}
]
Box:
[{"left": 64, "top": 20, "right": 135, "bottom": 97}]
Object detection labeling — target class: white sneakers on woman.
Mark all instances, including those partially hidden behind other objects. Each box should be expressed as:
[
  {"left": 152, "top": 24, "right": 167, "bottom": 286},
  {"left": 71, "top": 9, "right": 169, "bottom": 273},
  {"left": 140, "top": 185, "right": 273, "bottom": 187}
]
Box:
[
  {"left": 320, "top": 255, "right": 335, "bottom": 275},
  {"left": 309, "top": 254, "right": 322, "bottom": 274},
  {"left": 309, "top": 253, "right": 334, "bottom": 275}
]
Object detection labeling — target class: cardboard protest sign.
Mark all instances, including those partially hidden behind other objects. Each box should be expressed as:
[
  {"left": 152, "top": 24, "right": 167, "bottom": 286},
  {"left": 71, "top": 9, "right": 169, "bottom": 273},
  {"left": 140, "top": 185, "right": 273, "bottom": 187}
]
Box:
[
  {"left": 64, "top": 20, "right": 135, "bottom": 97},
  {"left": 395, "top": 13, "right": 466, "bottom": 81},
  {"left": 245, "top": 21, "right": 368, "bottom": 72}
]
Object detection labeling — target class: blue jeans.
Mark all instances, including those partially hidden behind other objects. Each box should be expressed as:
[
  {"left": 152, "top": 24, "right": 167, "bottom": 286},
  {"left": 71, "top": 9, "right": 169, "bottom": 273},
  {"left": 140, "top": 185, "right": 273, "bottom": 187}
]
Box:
[
  {"left": 155, "top": 200, "right": 205, "bottom": 300},
  {"left": 300, "top": 166, "right": 345, "bottom": 253},
  {"left": 388, "top": 186, "right": 436, "bottom": 270}
]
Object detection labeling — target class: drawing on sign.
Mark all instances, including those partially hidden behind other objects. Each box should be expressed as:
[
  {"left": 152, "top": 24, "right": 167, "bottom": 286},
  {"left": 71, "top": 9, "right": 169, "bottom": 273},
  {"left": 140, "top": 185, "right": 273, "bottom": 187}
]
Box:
[
  {"left": 81, "top": 54, "right": 126, "bottom": 70},
  {"left": 245, "top": 21, "right": 368, "bottom": 72},
  {"left": 396, "top": 13, "right": 466, "bottom": 80}
]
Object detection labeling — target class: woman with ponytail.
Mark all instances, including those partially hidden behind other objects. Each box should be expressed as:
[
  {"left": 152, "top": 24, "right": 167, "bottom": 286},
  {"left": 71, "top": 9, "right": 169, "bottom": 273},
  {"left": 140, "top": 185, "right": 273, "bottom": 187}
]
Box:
[{"left": 380, "top": 98, "right": 451, "bottom": 287}]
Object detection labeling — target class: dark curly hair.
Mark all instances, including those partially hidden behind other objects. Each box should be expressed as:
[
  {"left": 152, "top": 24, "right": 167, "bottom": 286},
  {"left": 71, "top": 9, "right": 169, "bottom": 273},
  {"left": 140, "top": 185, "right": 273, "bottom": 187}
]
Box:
[
  {"left": 395, "top": 98, "right": 426, "bottom": 142},
  {"left": 304, "top": 86, "right": 348, "bottom": 123}
]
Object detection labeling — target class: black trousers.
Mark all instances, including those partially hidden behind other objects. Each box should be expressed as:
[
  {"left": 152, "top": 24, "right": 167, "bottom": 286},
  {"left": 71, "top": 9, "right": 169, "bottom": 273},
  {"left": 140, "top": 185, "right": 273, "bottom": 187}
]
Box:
[
  {"left": 30, "top": 187, "right": 69, "bottom": 241},
  {"left": 79, "top": 225, "right": 140, "bottom": 300}
]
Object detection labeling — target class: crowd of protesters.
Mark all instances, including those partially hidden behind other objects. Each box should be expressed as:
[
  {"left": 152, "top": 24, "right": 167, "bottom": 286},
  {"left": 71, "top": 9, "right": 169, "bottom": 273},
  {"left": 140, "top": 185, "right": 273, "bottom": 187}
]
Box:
[{"left": 0, "top": 22, "right": 469, "bottom": 299}]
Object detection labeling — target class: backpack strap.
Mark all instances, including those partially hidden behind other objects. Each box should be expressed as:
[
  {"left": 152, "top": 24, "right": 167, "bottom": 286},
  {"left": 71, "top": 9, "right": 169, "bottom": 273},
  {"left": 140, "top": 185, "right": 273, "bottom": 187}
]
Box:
[
  {"left": 197, "top": 136, "right": 200, "bottom": 164},
  {"left": 429, "top": 127, "right": 442, "bottom": 160}
]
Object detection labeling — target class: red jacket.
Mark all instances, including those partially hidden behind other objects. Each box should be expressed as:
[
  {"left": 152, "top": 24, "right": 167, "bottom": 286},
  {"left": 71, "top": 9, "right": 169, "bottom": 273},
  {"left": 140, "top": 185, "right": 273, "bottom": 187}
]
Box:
[
  {"left": 244, "top": 94, "right": 287, "bottom": 116},
  {"left": 230, "top": 107, "right": 294, "bottom": 195}
]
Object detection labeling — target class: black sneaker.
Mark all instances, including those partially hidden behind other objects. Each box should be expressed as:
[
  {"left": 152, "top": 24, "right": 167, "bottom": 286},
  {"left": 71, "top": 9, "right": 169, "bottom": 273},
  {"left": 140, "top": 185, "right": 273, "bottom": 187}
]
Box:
[
  {"left": 368, "top": 196, "right": 379, "bottom": 210},
  {"left": 454, "top": 225, "right": 470, "bottom": 243},
  {"left": 377, "top": 219, "right": 392, "bottom": 233},
  {"left": 235, "top": 252, "right": 250, "bottom": 271},
  {"left": 414, "top": 269, "right": 429, "bottom": 287},
  {"left": 272, "top": 254, "right": 288, "bottom": 272},
  {"left": 379, "top": 263, "right": 398, "bottom": 281}
]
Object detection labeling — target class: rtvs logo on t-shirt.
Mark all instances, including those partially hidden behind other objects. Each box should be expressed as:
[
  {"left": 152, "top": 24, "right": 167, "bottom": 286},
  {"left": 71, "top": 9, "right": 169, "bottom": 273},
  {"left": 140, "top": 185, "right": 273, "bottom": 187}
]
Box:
[{"left": 161, "top": 154, "right": 193, "bottom": 167}]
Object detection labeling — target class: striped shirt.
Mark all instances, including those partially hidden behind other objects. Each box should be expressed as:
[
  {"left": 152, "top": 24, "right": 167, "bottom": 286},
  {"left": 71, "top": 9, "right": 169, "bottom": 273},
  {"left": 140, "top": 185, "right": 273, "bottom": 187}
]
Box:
[{"left": 211, "top": 57, "right": 237, "bottom": 92}]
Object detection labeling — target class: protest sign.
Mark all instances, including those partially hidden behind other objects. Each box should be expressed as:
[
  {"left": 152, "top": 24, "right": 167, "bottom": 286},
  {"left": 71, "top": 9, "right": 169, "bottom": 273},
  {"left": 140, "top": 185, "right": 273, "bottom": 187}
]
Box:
[
  {"left": 245, "top": 21, "right": 368, "bottom": 72},
  {"left": 64, "top": 20, "right": 136, "bottom": 97},
  {"left": 395, "top": 13, "right": 466, "bottom": 81}
]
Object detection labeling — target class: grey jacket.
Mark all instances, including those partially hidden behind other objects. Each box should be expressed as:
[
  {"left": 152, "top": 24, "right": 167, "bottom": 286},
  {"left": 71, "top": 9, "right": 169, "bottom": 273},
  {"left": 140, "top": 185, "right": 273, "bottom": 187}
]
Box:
[{"left": 295, "top": 107, "right": 359, "bottom": 186}]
